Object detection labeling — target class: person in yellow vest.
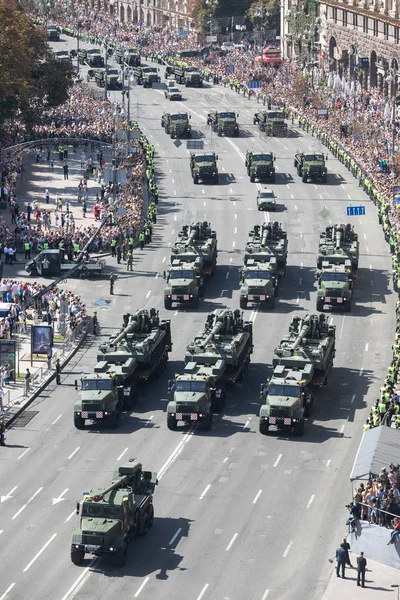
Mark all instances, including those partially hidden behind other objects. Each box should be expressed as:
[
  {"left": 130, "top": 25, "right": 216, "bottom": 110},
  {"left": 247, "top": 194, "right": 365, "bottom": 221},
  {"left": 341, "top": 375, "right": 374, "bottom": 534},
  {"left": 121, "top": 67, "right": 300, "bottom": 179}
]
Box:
[
  {"left": 110, "top": 238, "right": 117, "bottom": 257},
  {"left": 24, "top": 241, "right": 31, "bottom": 260},
  {"left": 73, "top": 242, "right": 80, "bottom": 257},
  {"left": 363, "top": 419, "right": 371, "bottom": 431},
  {"left": 379, "top": 399, "right": 388, "bottom": 423},
  {"left": 139, "top": 231, "right": 145, "bottom": 250},
  {"left": 43, "top": 241, "right": 49, "bottom": 250}
]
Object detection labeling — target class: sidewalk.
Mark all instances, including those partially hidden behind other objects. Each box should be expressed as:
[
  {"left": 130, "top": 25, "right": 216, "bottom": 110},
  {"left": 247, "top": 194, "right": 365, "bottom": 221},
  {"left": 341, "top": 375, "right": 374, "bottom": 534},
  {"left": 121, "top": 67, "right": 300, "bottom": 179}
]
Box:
[{"left": 322, "top": 555, "right": 400, "bottom": 599}]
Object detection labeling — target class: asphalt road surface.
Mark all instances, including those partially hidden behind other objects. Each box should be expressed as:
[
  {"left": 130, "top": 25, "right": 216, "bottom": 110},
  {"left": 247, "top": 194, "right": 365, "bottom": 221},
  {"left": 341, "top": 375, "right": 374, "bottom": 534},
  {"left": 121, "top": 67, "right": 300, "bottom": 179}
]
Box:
[{"left": 0, "top": 36, "right": 395, "bottom": 600}]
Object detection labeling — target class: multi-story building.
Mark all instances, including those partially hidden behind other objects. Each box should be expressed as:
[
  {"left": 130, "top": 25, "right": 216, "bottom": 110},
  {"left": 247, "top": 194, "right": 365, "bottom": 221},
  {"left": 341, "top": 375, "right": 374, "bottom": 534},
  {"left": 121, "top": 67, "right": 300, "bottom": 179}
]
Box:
[{"left": 82, "top": 0, "right": 192, "bottom": 30}]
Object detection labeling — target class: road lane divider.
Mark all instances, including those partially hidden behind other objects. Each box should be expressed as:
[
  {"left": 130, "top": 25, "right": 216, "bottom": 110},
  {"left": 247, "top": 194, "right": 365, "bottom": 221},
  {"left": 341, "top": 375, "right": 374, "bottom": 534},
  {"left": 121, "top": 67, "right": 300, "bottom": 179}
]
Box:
[
  {"left": 12, "top": 487, "right": 43, "bottom": 520},
  {"left": 23, "top": 533, "right": 57, "bottom": 572}
]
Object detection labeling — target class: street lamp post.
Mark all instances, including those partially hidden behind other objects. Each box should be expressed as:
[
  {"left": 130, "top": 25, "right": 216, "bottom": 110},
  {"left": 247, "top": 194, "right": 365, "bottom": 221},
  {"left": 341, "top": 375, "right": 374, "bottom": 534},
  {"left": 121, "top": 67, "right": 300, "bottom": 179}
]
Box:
[
  {"left": 76, "top": 21, "right": 81, "bottom": 75},
  {"left": 386, "top": 66, "right": 399, "bottom": 155},
  {"left": 255, "top": 6, "right": 269, "bottom": 49},
  {"left": 44, "top": 1, "right": 51, "bottom": 62}
]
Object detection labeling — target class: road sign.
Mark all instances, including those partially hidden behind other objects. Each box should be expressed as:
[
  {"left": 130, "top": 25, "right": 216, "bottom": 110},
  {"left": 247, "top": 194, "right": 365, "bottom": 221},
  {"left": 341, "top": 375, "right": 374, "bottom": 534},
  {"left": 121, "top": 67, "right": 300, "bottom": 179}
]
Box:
[
  {"left": 248, "top": 81, "right": 262, "bottom": 89},
  {"left": 186, "top": 140, "right": 204, "bottom": 150},
  {"left": 226, "top": 65, "right": 234, "bottom": 75},
  {"left": 206, "top": 35, "right": 218, "bottom": 43},
  {"left": 346, "top": 205, "right": 365, "bottom": 216},
  {"left": 173, "top": 139, "right": 182, "bottom": 148},
  {"left": 319, "top": 206, "right": 330, "bottom": 220}
]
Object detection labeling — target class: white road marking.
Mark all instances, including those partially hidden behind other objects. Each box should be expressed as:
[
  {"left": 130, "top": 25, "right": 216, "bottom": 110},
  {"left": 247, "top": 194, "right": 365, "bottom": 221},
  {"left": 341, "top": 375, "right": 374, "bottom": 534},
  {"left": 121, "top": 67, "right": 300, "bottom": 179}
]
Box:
[
  {"left": 286, "top": 184, "right": 290, "bottom": 189},
  {"left": 226, "top": 272, "right": 230, "bottom": 279},
  {"left": 261, "top": 590, "right": 270, "bottom": 600},
  {"left": 51, "top": 414, "right": 62, "bottom": 425},
  {"left": 283, "top": 540, "right": 293, "bottom": 557},
  {"left": 326, "top": 459, "right": 331, "bottom": 467},
  {"left": 199, "top": 484, "right": 211, "bottom": 500},
  {"left": 253, "top": 490, "right": 262, "bottom": 505},
  {"left": 134, "top": 577, "right": 149, "bottom": 598},
  {"left": 351, "top": 394, "right": 356, "bottom": 404},
  {"left": 229, "top": 188, "right": 233, "bottom": 194},
  {"left": 339, "top": 316, "right": 345, "bottom": 339},
  {"left": 174, "top": 215, "right": 177, "bottom": 221},
  {"left": 296, "top": 296, "right": 299, "bottom": 304},
  {"left": 174, "top": 190, "right": 176, "bottom": 195},
  {"left": 307, "top": 494, "right": 315, "bottom": 509},
  {"left": 291, "top": 194, "right": 294, "bottom": 199},
  {"left": 299, "top": 278, "right": 302, "bottom": 285},
  {"left": 319, "top": 194, "right": 323, "bottom": 199},
  {"left": 65, "top": 510, "right": 76, "bottom": 523},
  {"left": 146, "top": 290, "right": 151, "bottom": 298},
  {"left": 52, "top": 488, "right": 69, "bottom": 505},
  {"left": 340, "top": 424, "right": 345, "bottom": 434},
  {"left": 145, "top": 416, "right": 154, "bottom": 426},
  {"left": 23, "top": 533, "right": 57, "bottom": 572},
  {"left": 359, "top": 367, "right": 363, "bottom": 376},
  {"left": 223, "top": 457, "right": 229, "bottom": 463},
  {"left": 341, "top": 184, "right": 345, "bottom": 189},
  {"left": 274, "top": 454, "right": 282, "bottom": 468},
  {"left": 232, "top": 241, "right": 236, "bottom": 247},
  {"left": 68, "top": 446, "right": 80, "bottom": 460},
  {"left": 1, "top": 486, "right": 18, "bottom": 503},
  {"left": 171, "top": 178, "right": 175, "bottom": 183},
  {"left": 234, "top": 227, "right": 237, "bottom": 234},
  {"left": 169, "top": 527, "right": 182, "bottom": 545},
  {"left": 158, "top": 427, "right": 194, "bottom": 480},
  {"left": 60, "top": 558, "right": 98, "bottom": 600},
  {"left": 300, "top": 262, "right": 303, "bottom": 269},
  {"left": 171, "top": 230, "right": 175, "bottom": 236},
  {"left": 0, "top": 584, "right": 16, "bottom": 600},
  {"left": 12, "top": 487, "right": 43, "bottom": 520},
  {"left": 233, "top": 201, "right": 236, "bottom": 206},
  {"left": 294, "top": 204, "right": 298, "bottom": 211},
  {"left": 234, "top": 213, "right": 237, "bottom": 219},
  {"left": 17, "top": 448, "right": 30, "bottom": 460},
  {"left": 226, "top": 532, "right": 238, "bottom": 551},
  {"left": 363, "top": 232, "right": 367, "bottom": 240},
  {"left": 174, "top": 310, "right": 178, "bottom": 316},
  {"left": 162, "top": 256, "right": 166, "bottom": 263},
  {"left": 117, "top": 447, "right": 129, "bottom": 461},
  {"left": 369, "top": 264, "right": 372, "bottom": 271},
  {"left": 365, "top": 343, "right": 369, "bottom": 351},
  {"left": 220, "top": 290, "right": 228, "bottom": 298},
  {"left": 366, "top": 246, "right": 369, "bottom": 253},
  {"left": 204, "top": 201, "right": 206, "bottom": 206},
  {"left": 196, "top": 584, "right": 209, "bottom": 600},
  {"left": 202, "top": 189, "right": 205, "bottom": 194},
  {"left": 155, "top": 273, "right": 159, "bottom": 279}
]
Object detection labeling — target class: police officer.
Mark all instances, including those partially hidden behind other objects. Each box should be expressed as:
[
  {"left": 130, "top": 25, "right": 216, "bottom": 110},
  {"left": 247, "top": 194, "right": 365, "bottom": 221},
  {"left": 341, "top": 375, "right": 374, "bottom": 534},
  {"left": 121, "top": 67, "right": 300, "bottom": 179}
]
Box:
[
  {"left": 139, "top": 231, "right": 145, "bottom": 250},
  {"left": 24, "top": 240, "right": 31, "bottom": 260},
  {"left": 127, "top": 250, "right": 133, "bottom": 271},
  {"left": 111, "top": 238, "right": 117, "bottom": 257},
  {"left": 56, "top": 359, "right": 62, "bottom": 385}
]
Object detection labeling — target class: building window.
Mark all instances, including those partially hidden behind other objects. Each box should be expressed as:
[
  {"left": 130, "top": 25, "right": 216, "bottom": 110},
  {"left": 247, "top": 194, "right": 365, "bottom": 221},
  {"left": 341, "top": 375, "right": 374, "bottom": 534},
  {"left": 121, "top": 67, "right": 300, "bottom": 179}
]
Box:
[
  {"left": 342, "top": 10, "right": 347, "bottom": 27},
  {"left": 333, "top": 7, "right": 337, "bottom": 23},
  {"left": 396, "top": 26, "right": 400, "bottom": 44},
  {"left": 353, "top": 12, "right": 358, "bottom": 27},
  {"left": 373, "top": 19, "right": 378, "bottom": 36},
  {"left": 384, "top": 22, "right": 389, "bottom": 39},
  {"left": 363, "top": 16, "right": 368, "bottom": 33}
]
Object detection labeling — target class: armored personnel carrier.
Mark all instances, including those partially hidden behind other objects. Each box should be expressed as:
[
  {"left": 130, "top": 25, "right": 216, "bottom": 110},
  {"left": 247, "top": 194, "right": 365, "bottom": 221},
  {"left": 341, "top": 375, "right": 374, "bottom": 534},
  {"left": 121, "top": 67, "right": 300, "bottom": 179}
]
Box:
[
  {"left": 190, "top": 152, "right": 218, "bottom": 184},
  {"left": 253, "top": 111, "right": 287, "bottom": 136},
  {"left": 259, "top": 314, "right": 336, "bottom": 436},
  {"left": 240, "top": 258, "right": 278, "bottom": 310},
  {"left": 71, "top": 458, "right": 157, "bottom": 566},
  {"left": 167, "top": 309, "right": 253, "bottom": 431},
  {"left": 244, "top": 222, "right": 288, "bottom": 276},
  {"left": 73, "top": 310, "right": 172, "bottom": 429},
  {"left": 317, "top": 223, "right": 359, "bottom": 270},
  {"left": 161, "top": 112, "right": 191, "bottom": 138},
  {"left": 207, "top": 111, "right": 239, "bottom": 137},
  {"left": 245, "top": 151, "right": 276, "bottom": 182},
  {"left": 294, "top": 152, "right": 328, "bottom": 183},
  {"left": 171, "top": 221, "right": 217, "bottom": 276}
]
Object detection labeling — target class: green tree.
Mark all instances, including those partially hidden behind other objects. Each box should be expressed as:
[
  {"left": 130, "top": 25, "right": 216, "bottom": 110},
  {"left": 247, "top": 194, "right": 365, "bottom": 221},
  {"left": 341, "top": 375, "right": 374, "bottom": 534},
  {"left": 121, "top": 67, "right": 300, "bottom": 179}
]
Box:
[
  {"left": 247, "top": 0, "right": 280, "bottom": 34},
  {"left": 215, "top": 0, "right": 252, "bottom": 17}
]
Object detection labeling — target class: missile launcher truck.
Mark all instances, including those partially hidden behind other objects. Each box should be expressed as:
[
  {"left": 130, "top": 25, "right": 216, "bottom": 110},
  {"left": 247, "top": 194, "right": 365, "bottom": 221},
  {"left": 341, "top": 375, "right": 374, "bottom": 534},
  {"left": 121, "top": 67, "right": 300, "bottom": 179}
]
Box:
[
  {"left": 73, "top": 309, "right": 172, "bottom": 429},
  {"left": 294, "top": 152, "right": 328, "bottom": 183},
  {"left": 71, "top": 458, "right": 157, "bottom": 566},
  {"left": 253, "top": 110, "right": 288, "bottom": 136},
  {"left": 259, "top": 314, "right": 336, "bottom": 436},
  {"left": 207, "top": 111, "right": 239, "bottom": 137},
  {"left": 244, "top": 222, "right": 288, "bottom": 276},
  {"left": 167, "top": 309, "right": 253, "bottom": 431}
]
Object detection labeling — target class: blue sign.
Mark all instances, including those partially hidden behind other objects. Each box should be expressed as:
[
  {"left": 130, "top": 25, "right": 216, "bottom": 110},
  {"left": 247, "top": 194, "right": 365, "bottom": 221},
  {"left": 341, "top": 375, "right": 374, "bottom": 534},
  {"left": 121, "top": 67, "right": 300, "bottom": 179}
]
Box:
[
  {"left": 248, "top": 80, "right": 262, "bottom": 89},
  {"left": 226, "top": 65, "right": 234, "bottom": 75},
  {"left": 347, "top": 205, "right": 365, "bottom": 216}
]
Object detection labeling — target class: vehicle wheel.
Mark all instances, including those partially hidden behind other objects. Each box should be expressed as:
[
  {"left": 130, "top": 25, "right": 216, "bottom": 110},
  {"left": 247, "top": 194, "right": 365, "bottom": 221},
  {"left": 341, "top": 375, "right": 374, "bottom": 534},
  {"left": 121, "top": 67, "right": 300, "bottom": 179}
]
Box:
[
  {"left": 193, "top": 175, "right": 199, "bottom": 184},
  {"left": 71, "top": 549, "right": 85, "bottom": 565},
  {"left": 147, "top": 505, "right": 154, "bottom": 528},
  {"left": 240, "top": 297, "right": 247, "bottom": 309},
  {"left": 266, "top": 297, "right": 275, "bottom": 309},
  {"left": 259, "top": 420, "right": 269, "bottom": 435},
  {"left": 109, "top": 409, "right": 120, "bottom": 429},
  {"left": 316, "top": 299, "right": 324, "bottom": 312},
  {"left": 112, "top": 542, "right": 128, "bottom": 566},
  {"left": 138, "top": 514, "right": 148, "bottom": 536},
  {"left": 167, "top": 415, "right": 177, "bottom": 430},
  {"left": 192, "top": 297, "right": 200, "bottom": 309},
  {"left": 201, "top": 413, "right": 212, "bottom": 431},
  {"left": 302, "top": 172, "right": 308, "bottom": 183},
  {"left": 344, "top": 302, "right": 352, "bottom": 313},
  {"left": 123, "top": 386, "right": 136, "bottom": 410},
  {"left": 213, "top": 175, "right": 218, "bottom": 183},
  {"left": 270, "top": 173, "right": 275, "bottom": 183},
  {"left": 293, "top": 419, "right": 305, "bottom": 436},
  {"left": 322, "top": 174, "right": 327, "bottom": 184},
  {"left": 250, "top": 173, "right": 255, "bottom": 183},
  {"left": 234, "top": 129, "right": 239, "bottom": 137},
  {"left": 164, "top": 297, "right": 172, "bottom": 310},
  {"left": 198, "top": 284, "right": 205, "bottom": 298},
  {"left": 304, "top": 398, "right": 313, "bottom": 418},
  {"left": 74, "top": 415, "right": 85, "bottom": 430},
  {"left": 213, "top": 390, "right": 226, "bottom": 413}
]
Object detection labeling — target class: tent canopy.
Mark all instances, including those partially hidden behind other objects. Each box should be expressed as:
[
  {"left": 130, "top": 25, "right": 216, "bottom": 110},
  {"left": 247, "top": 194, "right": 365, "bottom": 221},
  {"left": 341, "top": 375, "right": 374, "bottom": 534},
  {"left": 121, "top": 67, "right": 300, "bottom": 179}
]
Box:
[{"left": 350, "top": 426, "right": 400, "bottom": 481}]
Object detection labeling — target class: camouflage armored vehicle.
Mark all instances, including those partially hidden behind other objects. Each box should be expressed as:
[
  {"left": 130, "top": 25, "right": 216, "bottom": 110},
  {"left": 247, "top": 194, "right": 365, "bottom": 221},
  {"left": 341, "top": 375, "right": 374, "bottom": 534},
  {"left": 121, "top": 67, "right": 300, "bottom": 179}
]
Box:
[
  {"left": 245, "top": 151, "right": 276, "bottom": 182},
  {"left": 167, "top": 309, "right": 253, "bottom": 430},
  {"left": 132, "top": 66, "right": 160, "bottom": 87},
  {"left": 171, "top": 221, "right": 218, "bottom": 276},
  {"left": 240, "top": 258, "right": 278, "bottom": 309},
  {"left": 71, "top": 458, "right": 157, "bottom": 566},
  {"left": 174, "top": 64, "right": 203, "bottom": 87},
  {"left": 161, "top": 112, "right": 191, "bottom": 138},
  {"left": 73, "top": 309, "right": 172, "bottom": 429},
  {"left": 294, "top": 152, "right": 328, "bottom": 183},
  {"left": 245, "top": 222, "right": 288, "bottom": 276},
  {"left": 253, "top": 111, "right": 288, "bottom": 136},
  {"left": 163, "top": 258, "right": 203, "bottom": 309},
  {"left": 190, "top": 152, "right": 218, "bottom": 184},
  {"left": 317, "top": 223, "right": 359, "bottom": 270},
  {"left": 207, "top": 111, "right": 239, "bottom": 137},
  {"left": 259, "top": 314, "right": 336, "bottom": 435}
]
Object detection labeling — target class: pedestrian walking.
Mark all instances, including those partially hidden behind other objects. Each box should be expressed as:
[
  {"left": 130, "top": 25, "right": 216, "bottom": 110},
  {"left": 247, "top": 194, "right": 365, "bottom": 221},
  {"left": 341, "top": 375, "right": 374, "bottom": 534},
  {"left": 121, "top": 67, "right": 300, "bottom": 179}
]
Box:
[
  {"left": 25, "top": 368, "right": 31, "bottom": 392},
  {"left": 341, "top": 537, "right": 353, "bottom": 568},
  {"left": 116, "top": 244, "right": 122, "bottom": 264},
  {"left": 56, "top": 359, "right": 62, "bottom": 385},
  {"left": 63, "top": 164, "right": 69, "bottom": 180},
  {"left": 127, "top": 250, "right": 133, "bottom": 271},
  {"left": 92, "top": 311, "right": 98, "bottom": 336},
  {"left": 335, "top": 545, "right": 347, "bottom": 578},
  {"left": 82, "top": 200, "right": 87, "bottom": 218},
  {"left": 109, "top": 272, "right": 117, "bottom": 295},
  {"left": 45, "top": 188, "right": 50, "bottom": 204},
  {"left": 356, "top": 552, "right": 367, "bottom": 587},
  {"left": 24, "top": 240, "right": 31, "bottom": 260}
]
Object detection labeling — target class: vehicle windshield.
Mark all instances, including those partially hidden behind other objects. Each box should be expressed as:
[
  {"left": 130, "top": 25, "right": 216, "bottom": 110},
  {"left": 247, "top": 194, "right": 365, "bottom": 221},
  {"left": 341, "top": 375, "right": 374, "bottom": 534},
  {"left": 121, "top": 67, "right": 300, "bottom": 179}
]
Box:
[
  {"left": 82, "top": 504, "right": 121, "bottom": 518},
  {"left": 321, "top": 272, "right": 348, "bottom": 282},
  {"left": 252, "top": 154, "right": 273, "bottom": 162},
  {"left": 219, "top": 112, "right": 235, "bottom": 119},
  {"left": 268, "top": 384, "right": 299, "bottom": 397},
  {"left": 170, "top": 114, "right": 187, "bottom": 120},
  {"left": 195, "top": 155, "right": 213, "bottom": 162},
  {"left": 246, "top": 270, "right": 271, "bottom": 279},
  {"left": 186, "top": 67, "right": 199, "bottom": 72},
  {"left": 143, "top": 67, "right": 157, "bottom": 73},
  {"left": 170, "top": 88, "right": 180, "bottom": 93},
  {"left": 267, "top": 112, "right": 281, "bottom": 119},
  {"left": 176, "top": 380, "right": 206, "bottom": 392},
  {"left": 56, "top": 51, "right": 68, "bottom": 56},
  {"left": 87, "top": 50, "right": 100, "bottom": 55},
  {"left": 304, "top": 154, "right": 323, "bottom": 162},
  {"left": 82, "top": 379, "right": 113, "bottom": 391},
  {"left": 169, "top": 269, "right": 194, "bottom": 279},
  {"left": 259, "top": 191, "right": 275, "bottom": 198},
  {"left": 108, "top": 69, "right": 119, "bottom": 75}
]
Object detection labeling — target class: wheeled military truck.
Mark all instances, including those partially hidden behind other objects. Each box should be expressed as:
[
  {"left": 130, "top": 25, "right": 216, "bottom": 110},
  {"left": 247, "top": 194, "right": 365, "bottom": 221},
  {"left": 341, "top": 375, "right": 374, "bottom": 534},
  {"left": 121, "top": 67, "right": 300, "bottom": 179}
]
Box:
[
  {"left": 161, "top": 112, "right": 191, "bottom": 138},
  {"left": 167, "top": 309, "right": 253, "bottom": 430},
  {"left": 190, "top": 152, "right": 218, "bottom": 184},
  {"left": 115, "top": 46, "right": 140, "bottom": 66},
  {"left": 253, "top": 111, "right": 287, "bottom": 136},
  {"left": 245, "top": 222, "right": 288, "bottom": 276},
  {"left": 240, "top": 258, "right": 278, "bottom": 309},
  {"left": 259, "top": 314, "right": 336, "bottom": 435},
  {"left": 317, "top": 223, "right": 359, "bottom": 270},
  {"left": 174, "top": 65, "right": 203, "bottom": 87},
  {"left": 47, "top": 25, "right": 60, "bottom": 41},
  {"left": 163, "top": 258, "right": 203, "bottom": 309},
  {"left": 245, "top": 151, "right": 276, "bottom": 182},
  {"left": 171, "top": 221, "right": 218, "bottom": 276},
  {"left": 207, "top": 111, "right": 239, "bottom": 137},
  {"left": 132, "top": 66, "right": 160, "bottom": 87},
  {"left": 73, "top": 310, "right": 172, "bottom": 428},
  {"left": 71, "top": 458, "right": 157, "bottom": 566},
  {"left": 86, "top": 49, "right": 104, "bottom": 68},
  {"left": 94, "top": 68, "right": 121, "bottom": 89},
  {"left": 294, "top": 152, "right": 328, "bottom": 183}
]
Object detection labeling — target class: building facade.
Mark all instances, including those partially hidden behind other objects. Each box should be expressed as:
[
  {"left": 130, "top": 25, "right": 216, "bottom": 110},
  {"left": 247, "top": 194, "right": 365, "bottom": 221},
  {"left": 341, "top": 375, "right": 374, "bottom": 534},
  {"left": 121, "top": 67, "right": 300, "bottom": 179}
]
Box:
[{"left": 82, "top": 0, "right": 192, "bottom": 30}]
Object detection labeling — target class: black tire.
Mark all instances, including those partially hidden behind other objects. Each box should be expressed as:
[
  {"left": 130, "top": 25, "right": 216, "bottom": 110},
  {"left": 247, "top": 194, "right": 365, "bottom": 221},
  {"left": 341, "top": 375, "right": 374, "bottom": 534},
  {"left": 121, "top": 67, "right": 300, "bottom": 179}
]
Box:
[
  {"left": 270, "top": 173, "right": 275, "bottom": 183},
  {"left": 250, "top": 173, "right": 255, "bottom": 183},
  {"left": 108, "top": 409, "right": 120, "bottom": 429},
  {"left": 167, "top": 415, "right": 177, "bottom": 430},
  {"left": 112, "top": 542, "right": 127, "bottom": 566},
  {"left": 71, "top": 549, "right": 85, "bottom": 565},
  {"left": 201, "top": 413, "right": 212, "bottom": 431},
  {"left": 193, "top": 175, "right": 199, "bottom": 184},
  {"left": 213, "top": 390, "right": 225, "bottom": 413},
  {"left": 293, "top": 419, "right": 305, "bottom": 436},
  {"left": 138, "top": 513, "right": 148, "bottom": 536},
  {"left": 240, "top": 297, "right": 247, "bottom": 309},
  {"left": 322, "top": 174, "right": 327, "bottom": 184},
  {"left": 74, "top": 415, "right": 85, "bottom": 430},
  {"left": 164, "top": 297, "right": 172, "bottom": 310},
  {"left": 302, "top": 172, "right": 308, "bottom": 183},
  {"left": 259, "top": 420, "right": 269, "bottom": 435},
  {"left": 147, "top": 505, "right": 154, "bottom": 528},
  {"left": 192, "top": 296, "right": 200, "bottom": 309},
  {"left": 316, "top": 299, "right": 324, "bottom": 312}
]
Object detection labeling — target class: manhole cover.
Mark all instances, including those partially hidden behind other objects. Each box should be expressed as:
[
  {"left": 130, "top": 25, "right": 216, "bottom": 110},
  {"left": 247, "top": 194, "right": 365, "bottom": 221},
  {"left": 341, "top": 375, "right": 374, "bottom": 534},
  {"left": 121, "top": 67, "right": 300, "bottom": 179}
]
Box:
[{"left": 11, "top": 411, "right": 39, "bottom": 428}]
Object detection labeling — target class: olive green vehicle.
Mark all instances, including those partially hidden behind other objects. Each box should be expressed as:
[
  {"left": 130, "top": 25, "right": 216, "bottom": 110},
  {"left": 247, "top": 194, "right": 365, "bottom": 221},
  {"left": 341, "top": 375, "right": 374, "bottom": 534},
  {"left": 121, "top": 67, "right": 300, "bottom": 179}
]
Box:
[
  {"left": 71, "top": 459, "right": 157, "bottom": 566},
  {"left": 115, "top": 46, "right": 140, "bottom": 66},
  {"left": 174, "top": 65, "right": 203, "bottom": 87},
  {"left": 244, "top": 221, "right": 288, "bottom": 276},
  {"left": 253, "top": 111, "right": 288, "bottom": 136},
  {"left": 316, "top": 263, "right": 354, "bottom": 312},
  {"left": 171, "top": 221, "right": 218, "bottom": 276},
  {"left": 190, "top": 152, "right": 218, "bottom": 184},
  {"left": 163, "top": 258, "right": 203, "bottom": 309},
  {"left": 167, "top": 309, "right": 253, "bottom": 431},
  {"left": 161, "top": 112, "right": 191, "bottom": 138},
  {"left": 317, "top": 223, "right": 359, "bottom": 270},
  {"left": 207, "top": 111, "right": 239, "bottom": 137},
  {"left": 132, "top": 66, "right": 160, "bottom": 87},
  {"left": 245, "top": 151, "right": 276, "bottom": 182},
  {"left": 294, "top": 152, "right": 328, "bottom": 183},
  {"left": 240, "top": 258, "right": 278, "bottom": 310},
  {"left": 94, "top": 68, "right": 121, "bottom": 90},
  {"left": 259, "top": 314, "right": 336, "bottom": 436},
  {"left": 73, "top": 309, "right": 172, "bottom": 429}
]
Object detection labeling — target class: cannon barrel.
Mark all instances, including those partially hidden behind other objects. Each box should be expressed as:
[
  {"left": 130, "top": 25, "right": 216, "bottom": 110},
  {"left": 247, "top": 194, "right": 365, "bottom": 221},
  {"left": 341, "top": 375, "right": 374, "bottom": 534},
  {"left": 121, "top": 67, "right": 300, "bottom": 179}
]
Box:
[
  {"left": 96, "top": 474, "right": 132, "bottom": 500},
  {"left": 335, "top": 227, "right": 343, "bottom": 250},
  {"left": 290, "top": 314, "right": 313, "bottom": 351},
  {"left": 200, "top": 309, "right": 231, "bottom": 347},
  {"left": 108, "top": 310, "right": 144, "bottom": 347}
]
